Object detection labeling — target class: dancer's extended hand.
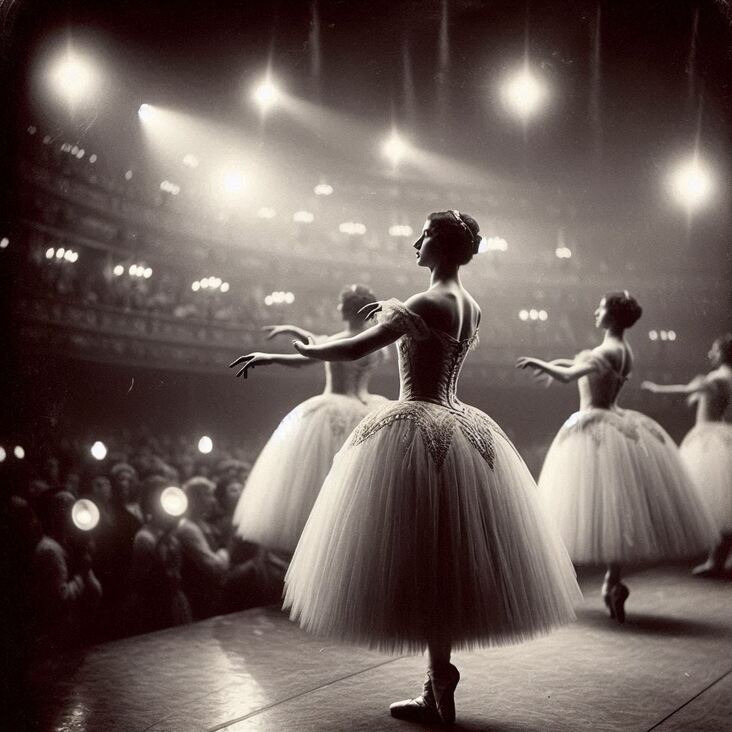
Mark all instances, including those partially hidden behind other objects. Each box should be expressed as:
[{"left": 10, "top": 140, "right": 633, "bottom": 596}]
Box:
[
  {"left": 229, "top": 353, "right": 274, "bottom": 379},
  {"left": 515, "top": 356, "right": 543, "bottom": 372},
  {"left": 261, "top": 325, "right": 312, "bottom": 341},
  {"left": 292, "top": 339, "right": 314, "bottom": 356},
  {"left": 640, "top": 381, "right": 658, "bottom": 393}
]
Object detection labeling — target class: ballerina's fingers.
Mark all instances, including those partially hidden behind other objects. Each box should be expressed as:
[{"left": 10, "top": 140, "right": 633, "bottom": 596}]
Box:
[{"left": 358, "top": 302, "right": 382, "bottom": 321}]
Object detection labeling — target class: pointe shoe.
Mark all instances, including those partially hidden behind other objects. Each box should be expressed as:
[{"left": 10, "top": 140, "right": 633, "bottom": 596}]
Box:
[
  {"left": 429, "top": 663, "right": 460, "bottom": 725},
  {"left": 692, "top": 560, "right": 724, "bottom": 578},
  {"left": 390, "top": 673, "right": 441, "bottom": 723},
  {"left": 603, "top": 582, "right": 630, "bottom": 623}
]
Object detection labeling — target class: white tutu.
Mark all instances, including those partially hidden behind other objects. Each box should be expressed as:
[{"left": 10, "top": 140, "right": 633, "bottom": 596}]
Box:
[
  {"left": 234, "top": 392, "right": 388, "bottom": 552},
  {"left": 538, "top": 407, "right": 717, "bottom": 564},
  {"left": 680, "top": 422, "right": 732, "bottom": 534},
  {"left": 284, "top": 399, "right": 581, "bottom": 654}
]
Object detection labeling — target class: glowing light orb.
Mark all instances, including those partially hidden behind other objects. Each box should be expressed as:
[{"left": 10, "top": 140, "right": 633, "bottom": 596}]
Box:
[
  {"left": 183, "top": 154, "right": 199, "bottom": 168},
  {"left": 72, "top": 499, "right": 100, "bottom": 531},
  {"left": 138, "top": 104, "right": 155, "bottom": 122},
  {"left": 669, "top": 158, "right": 714, "bottom": 210},
  {"left": 339, "top": 222, "right": 367, "bottom": 236},
  {"left": 197, "top": 435, "right": 213, "bottom": 454},
  {"left": 649, "top": 330, "right": 658, "bottom": 341},
  {"left": 0, "top": 237, "right": 9, "bottom": 249},
  {"left": 502, "top": 68, "right": 547, "bottom": 120},
  {"left": 192, "top": 281, "right": 200, "bottom": 291},
  {"left": 223, "top": 171, "right": 245, "bottom": 194},
  {"left": 293, "top": 211, "right": 314, "bottom": 224},
  {"left": 481, "top": 236, "right": 508, "bottom": 253},
  {"left": 90, "top": 441, "right": 107, "bottom": 460},
  {"left": 0, "top": 447, "right": 6, "bottom": 462},
  {"left": 220, "top": 282, "right": 230, "bottom": 293},
  {"left": 539, "top": 310, "right": 548, "bottom": 321},
  {"left": 14, "top": 445, "right": 25, "bottom": 459},
  {"left": 529, "top": 309, "right": 539, "bottom": 321},
  {"left": 388, "top": 224, "right": 413, "bottom": 238},
  {"left": 252, "top": 79, "right": 281, "bottom": 111},
  {"left": 160, "top": 486, "right": 188, "bottom": 517},
  {"left": 382, "top": 133, "right": 408, "bottom": 166},
  {"left": 314, "top": 183, "right": 333, "bottom": 196},
  {"left": 668, "top": 330, "right": 676, "bottom": 341},
  {"left": 52, "top": 54, "right": 95, "bottom": 103},
  {"left": 46, "top": 248, "right": 55, "bottom": 259},
  {"left": 519, "top": 310, "right": 529, "bottom": 321},
  {"left": 257, "top": 207, "right": 276, "bottom": 219},
  {"left": 113, "top": 264, "right": 124, "bottom": 276}
]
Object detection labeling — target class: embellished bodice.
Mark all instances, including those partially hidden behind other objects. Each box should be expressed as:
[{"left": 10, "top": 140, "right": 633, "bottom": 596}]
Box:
[
  {"left": 323, "top": 348, "right": 382, "bottom": 402},
  {"left": 347, "top": 299, "right": 507, "bottom": 470},
  {"left": 576, "top": 349, "right": 629, "bottom": 410},
  {"left": 372, "top": 298, "right": 476, "bottom": 409}
]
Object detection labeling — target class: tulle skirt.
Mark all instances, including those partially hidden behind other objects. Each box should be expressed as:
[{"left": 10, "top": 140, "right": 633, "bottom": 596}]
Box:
[
  {"left": 234, "top": 392, "right": 389, "bottom": 552},
  {"left": 680, "top": 422, "right": 732, "bottom": 534},
  {"left": 538, "top": 407, "right": 717, "bottom": 564},
  {"left": 284, "top": 400, "right": 581, "bottom": 655}
]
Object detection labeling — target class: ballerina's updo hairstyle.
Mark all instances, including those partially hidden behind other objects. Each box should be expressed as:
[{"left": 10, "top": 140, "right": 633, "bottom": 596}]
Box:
[
  {"left": 712, "top": 333, "right": 732, "bottom": 366},
  {"left": 603, "top": 291, "right": 643, "bottom": 329},
  {"left": 428, "top": 210, "right": 481, "bottom": 265},
  {"left": 339, "top": 283, "right": 377, "bottom": 321}
]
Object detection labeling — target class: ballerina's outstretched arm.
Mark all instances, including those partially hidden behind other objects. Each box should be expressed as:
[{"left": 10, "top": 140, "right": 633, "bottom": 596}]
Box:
[
  {"left": 229, "top": 351, "right": 318, "bottom": 379},
  {"left": 515, "top": 355, "right": 597, "bottom": 384},
  {"left": 640, "top": 375, "right": 714, "bottom": 395},
  {"left": 292, "top": 322, "right": 400, "bottom": 362}
]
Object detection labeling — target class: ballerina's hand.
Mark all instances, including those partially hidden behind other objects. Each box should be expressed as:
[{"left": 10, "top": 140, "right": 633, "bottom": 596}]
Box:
[
  {"left": 292, "top": 339, "right": 313, "bottom": 355},
  {"left": 358, "top": 302, "right": 382, "bottom": 322},
  {"left": 640, "top": 381, "right": 657, "bottom": 393},
  {"left": 515, "top": 356, "right": 541, "bottom": 371},
  {"left": 532, "top": 370, "right": 554, "bottom": 388},
  {"left": 262, "top": 325, "right": 305, "bottom": 341},
  {"left": 229, "top": 353, "right": 273, "bottom": 379}
]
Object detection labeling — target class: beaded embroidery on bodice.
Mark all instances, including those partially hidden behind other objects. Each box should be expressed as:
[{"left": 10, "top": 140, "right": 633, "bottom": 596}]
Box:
[{"left": 349, "top": 299, "right": 508, "bottom": 468}]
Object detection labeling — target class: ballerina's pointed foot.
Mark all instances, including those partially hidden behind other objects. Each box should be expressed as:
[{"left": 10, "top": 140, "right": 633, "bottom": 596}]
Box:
[
  {"left": 602, "top": 582, "right": 630, "bottom": 623},
  {"left": 391, "top": 664, "right": 460, "bottom": 725},
  {"left": 691, "top": 560, "right": 724, "bottom": 579}
]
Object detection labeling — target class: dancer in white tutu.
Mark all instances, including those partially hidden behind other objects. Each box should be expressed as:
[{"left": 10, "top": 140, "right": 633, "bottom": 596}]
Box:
[
  {"left": 228, "top": 284, "right": 389, "bottom": 553},
  {"left": 282, "top": 211, "right": 581, "bottom": 725},
  {"left": 642, "top": 333, "right": 732, "bottom": 577},
  {"left": 517, "top": 292, "right": 716, "bottom": 622}
]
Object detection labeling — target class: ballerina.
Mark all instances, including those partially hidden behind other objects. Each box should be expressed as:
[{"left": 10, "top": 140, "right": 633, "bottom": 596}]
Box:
[
  {"left": 641, "top": 333, "right": 732, "bottom": 577},
  {"left": 228, "top": 284, "right": 389, "bottom": 554},
  {"left": 278, "top": 211, "right": 580, "bottom": 725},
  {"left": 517, "top": 292, "right": 716, "bottom": 622}
]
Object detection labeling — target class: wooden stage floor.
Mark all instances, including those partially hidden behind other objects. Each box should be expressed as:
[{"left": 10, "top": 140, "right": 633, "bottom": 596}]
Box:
[{"left": 20, "top": 565, "right": 732, "bottom": 731}]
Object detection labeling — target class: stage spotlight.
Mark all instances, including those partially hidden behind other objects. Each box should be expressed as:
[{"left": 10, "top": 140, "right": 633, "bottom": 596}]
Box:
[
  {"left": 481, "top": 236, "right": 508, "bottom": 252},
  {"left": 649, "top": 330, "right": 658, "bottom": 341},
  {"left": 192, "top": 281, "right": 200, "bottom": 292},
  {"left": 72, "top": 499, "right": 100, "bottom": 532},
  {"left": 293, "top": 211, "right": 314, "bottom": 223},
  {"left": 183, "top": 154, "right": 199, "bottom": 169},
  {"left": 90, "top": 441, "right": 107, "bottom": 460},
  {"left": 339, "top": 222, "right": 366, "bottom": 235},
  {"left": 220, "top": 282, "right": 230, "bottom": 293},
  {"left": 138, "top": 104, "right": 156, "bottom": 122},
  {"left": 46, "top": 248, "right": 54, "bottom": 259},
  {"left": 143, "top": 267, "right": 153, "bottom": 279},
  {"left": 668, "top": 330, "right": 676, "bottom": 341},
  {"left": 538, "top": 310, "right": 548, "bottom": 321},
  {"left": 253, "top": 80, "right": 281, "bottom": 111},
  {"left": 56, "top": 248, "right": 65, "bottom": 259},
  {"left": 223, "top": 170, "right": 245, "bottom": 194},
  {"left": 669, "top": 157, "right": 714, "bottom": 211},
  {"left": 125, "top": 170, "right": 133, "bottom": 181},
  {"left": 529, "top": 309, "right": 539, "bottom": 320},
  {"left": 0, "top": 447, "right": 5, "bottom": 463},
  {"left": 314, "top": 183, "right": 334, "bottom": 196},
  {"left": 383, "top": 132, "right": 408, "bottom": 166},
  {"left": 519, "top": 310, "right": 529, "bottom": 321},
  {"left": 113, "top": 264, "right": 124, "bottom": 276},
  {"left": 14, "top": 445, "right": 25, "bottom": 459},
  {"left": 161, "top": 486, "right": 188, "bottom": 517},
  {"left": 52, "top": 53, "right": 95, "bottom": 103},
  {"left": 501, "top": 67, "right": 547, "bottom": 120},
  {"left": 284, "top": 292, "right": 295, "bottom": 304},
  {"left": 197, "top": 435, "right": 213, "bottom": 454},
  {"left": 257, "top": 207, "right": 276, "bottom": 219},
  {"left": 89, "top": 153, "right": 97, "bottom": 163}
]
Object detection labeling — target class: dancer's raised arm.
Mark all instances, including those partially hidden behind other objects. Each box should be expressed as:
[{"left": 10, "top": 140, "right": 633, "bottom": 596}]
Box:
[
  {"left": 261, "top": 324, "right": 321, "bottom": 342},
  {"left": 229, "top": 351, "right": 316, "bottom": 379},
  {"left": 293, "top": 322, "right": 399, "bottom": 362},
  {"left": 516, "top": 355, "right": 597, "bottom": 383},
  {"left": 641, "top": 375, "right": 714, "bottom": 395}
]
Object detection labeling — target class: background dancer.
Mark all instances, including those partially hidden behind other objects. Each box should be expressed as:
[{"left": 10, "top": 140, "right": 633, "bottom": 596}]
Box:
[
  {"left": 517, "top": 292, "right": 716, "bottom": 622},
  {"left": 642, "top": 333, "right": 732, "bottom": 577},
  {"left": 229, "top": 284, "right": 389, "bottom": 553}
]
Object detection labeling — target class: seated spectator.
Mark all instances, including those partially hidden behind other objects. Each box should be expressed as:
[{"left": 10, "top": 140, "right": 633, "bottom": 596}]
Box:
[
  {"left": 211, "top": 479, "right": 244, "bottom": 549},
  {"left": 175, "top": 478, "right": 229, "bottom": 619},
  {"left": 127, "top": 485, "right": 192, "bottom": 635}
]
